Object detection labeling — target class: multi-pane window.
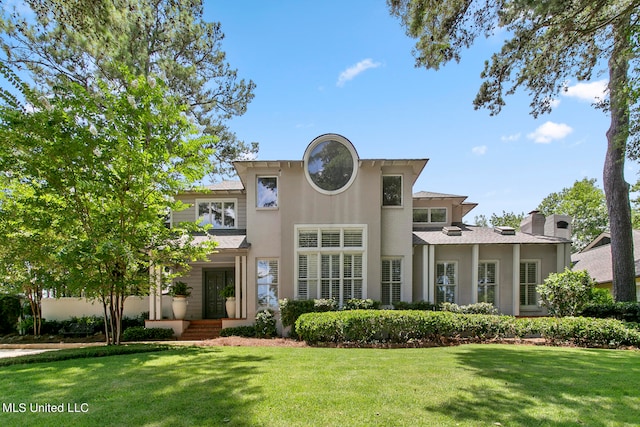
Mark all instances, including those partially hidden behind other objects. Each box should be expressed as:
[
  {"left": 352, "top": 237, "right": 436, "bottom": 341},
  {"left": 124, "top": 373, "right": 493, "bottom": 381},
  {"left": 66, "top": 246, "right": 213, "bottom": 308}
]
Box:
[
  {"left": 257, "top": 177, "right": 278, "bottom": 208},
  {"left": 478, "top": 262, "right": 497, "bottom": 305},
  {"left": 413, "top": 208, "right": 447, "bottom": 224},
  {"left": 381, "top": 258, "right": 402, "bottom": 306},
  {"left": 296, "top": 226, "right": 365, "bottom": 305},
  {"left": 197, "top": 200, "right": 236, "bottom": 229},
  {"left": 257, "top": 259, "right": 279, "bottom": 310},
  {"left": 520, "top": 261, "right": 539, "bottom": 306},
  {"left": 382, "top": 175, "right": 402, "bottom": 206},
  {"left": 436, "top": 262, "right": 456, "bottom": 304}
]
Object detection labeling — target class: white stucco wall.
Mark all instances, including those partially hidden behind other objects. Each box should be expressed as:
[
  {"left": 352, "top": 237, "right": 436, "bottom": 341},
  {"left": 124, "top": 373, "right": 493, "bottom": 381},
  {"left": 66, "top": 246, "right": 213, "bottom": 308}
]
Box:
[{"left": 41, "top": 296, "right": 173, "bottom": 321}]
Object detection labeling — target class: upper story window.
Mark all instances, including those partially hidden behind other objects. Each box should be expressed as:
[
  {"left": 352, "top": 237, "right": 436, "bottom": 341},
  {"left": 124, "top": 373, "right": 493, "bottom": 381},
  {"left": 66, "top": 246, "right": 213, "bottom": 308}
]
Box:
[
  {"left": 382, "top": 175, "right": 402, "bottom": 206},
  {"left": 257, "top": 176, "right": 278, "bottom": 208},
  {"left": 304, "top": 134, "right": 358, "bottom": 195},
  {"left": 196, "top": 199, "right": 236, "bottom": 229},
  {"left": 413, "top": 207, "right": 447, "bottom": 224}
]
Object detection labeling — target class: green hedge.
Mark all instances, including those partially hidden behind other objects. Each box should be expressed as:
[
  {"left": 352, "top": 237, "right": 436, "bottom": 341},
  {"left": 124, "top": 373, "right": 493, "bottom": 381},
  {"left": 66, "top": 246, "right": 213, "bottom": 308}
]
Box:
[
  {"left": 295, "top": 310, "right": 640, "bottom": 348},
  {"left": 121, "top": 326, "right": 174, "bottom": 341}
]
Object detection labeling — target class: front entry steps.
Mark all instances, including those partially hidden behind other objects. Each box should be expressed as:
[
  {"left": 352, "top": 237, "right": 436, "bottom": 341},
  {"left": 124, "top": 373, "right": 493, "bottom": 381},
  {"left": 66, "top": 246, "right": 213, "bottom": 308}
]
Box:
[{"left": 178, "top": 319, "right": 222, "bottom": 341}]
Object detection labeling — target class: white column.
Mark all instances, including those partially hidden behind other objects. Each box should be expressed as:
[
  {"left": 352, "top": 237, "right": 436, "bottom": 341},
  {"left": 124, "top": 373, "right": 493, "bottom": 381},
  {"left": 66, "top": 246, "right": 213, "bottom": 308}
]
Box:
[
  {"left": 241, "top": 255, "right": 247, "bottom": 318},
  {"left": 428, "top": 245, "right": 436, "bottom": 304},
  {"left": 234, "top": 256, "right": 241, "bottom": 319},
  {"left": 512, "top": 244, "right": 520, "bottom": 316},
  {"left": 422, "top": 245, "right": 429, "bottom": 302},
  {"left": 471, "top": 244, "right": 479, "bottom": 304},
  {"left": 149, "top": 265, "right": 157, "bottom": 320}
]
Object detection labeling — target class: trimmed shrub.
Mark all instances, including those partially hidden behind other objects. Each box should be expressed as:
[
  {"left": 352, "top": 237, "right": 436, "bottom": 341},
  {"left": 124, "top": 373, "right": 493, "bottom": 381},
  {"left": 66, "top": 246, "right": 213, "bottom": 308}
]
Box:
[
  {"left": 343, "top": 298, "right": 381, "bottom": 310},
  {"left": 255, "top": 309, "right": 277, "bottom": 338},
  {"left": 279, "top": 298, "right": 338, "bottom": 338},
  {"left": 121, "top": 326, "right": 174, "bottom": 341},
  {"left": 440, "top": 302, "right": 499, "bottom": 315},
  {"left": 537, "top": 268, "right": 596, "bottom": 317},
  {"left": 220, "top": 325, "right": 256, "bottom": 337},
  {"left": 580, "top": 301, "right": 640, "bottom": 323},
  {"left": 294, "top": 310, "right": 640, "bottom": 348}
]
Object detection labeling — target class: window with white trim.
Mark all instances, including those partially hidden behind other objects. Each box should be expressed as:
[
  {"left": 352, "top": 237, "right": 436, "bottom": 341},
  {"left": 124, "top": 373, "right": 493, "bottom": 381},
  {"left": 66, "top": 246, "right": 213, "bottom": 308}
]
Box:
[
  {"left": 413, "top": 208, "right": 447, "bottom": 224},
  {"left": 478, "top": 261, "right": 497, "bottom": 305},
  {"left": 257, "top": 177, "right": 278, "bottom": 208},
  {"left": 436, "top": 261, "right": 456, "bottom": 304},
  {"left": 520, "top": 261, "right": 539, "bottom": 306},
  {"left": 296, "top": 226, "right": 365, "bottom": 305},
  {"left": 381, "top": 258, "right": 402, "bottom": 306},
  {"left": 196, "top": 199, "right": 236, "bottom": 229},
  {"left": 382, "top": 175, "right": 402, "bottom": 206},
  {"left": 257, "top": 259, "right": 279, "bottom": 310}
]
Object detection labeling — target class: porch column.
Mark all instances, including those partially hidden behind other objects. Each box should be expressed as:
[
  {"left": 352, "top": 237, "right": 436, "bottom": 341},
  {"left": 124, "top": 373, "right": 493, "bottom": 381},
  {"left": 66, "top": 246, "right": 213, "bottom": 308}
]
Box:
[
  {"left": 428, "top": 245, "right": 436, "bottom": 304},
  {"left": 234, "top": 256, "right": 241, "bottom": 319},
  {"left": 422, "top": 245, "right": 429, "bottom": 302},
  {"left": 471, "top": 244, "right": 479, "bottom": 303},
  {"left": 241, "top": 255, "right": 247, "bottom": 318},
  {"left": 148, "top": 264, "right": 163, "bottom": 320},
  {"left": 556, "top": 243, "right": 569, "bottom": 272},
  {"left": 512, "top": 244, "right": 520, "bottom": 316}
]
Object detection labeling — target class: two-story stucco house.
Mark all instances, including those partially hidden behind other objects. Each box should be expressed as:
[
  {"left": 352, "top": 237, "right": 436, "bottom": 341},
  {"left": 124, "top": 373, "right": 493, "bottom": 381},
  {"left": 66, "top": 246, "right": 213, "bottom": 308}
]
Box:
[{"left": 143, "top": 133, "right": 573, "bottom": 336}]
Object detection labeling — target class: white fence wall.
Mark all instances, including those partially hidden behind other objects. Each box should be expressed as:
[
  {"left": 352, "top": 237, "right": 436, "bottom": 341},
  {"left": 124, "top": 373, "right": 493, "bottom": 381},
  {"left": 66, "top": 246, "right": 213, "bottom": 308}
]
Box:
[{"left": 41, "top": 296, "right": 174, "bottom": 321}]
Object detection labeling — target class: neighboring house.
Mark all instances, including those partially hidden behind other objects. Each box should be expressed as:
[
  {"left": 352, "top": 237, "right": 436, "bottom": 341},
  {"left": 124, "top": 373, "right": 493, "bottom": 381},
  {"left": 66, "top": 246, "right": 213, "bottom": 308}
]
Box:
[
  {"left": 571, "top": 230, "right": 640, "bottom": 300},
  {"left": 145, "top": 133, "right": 572, "bottom": 331}
]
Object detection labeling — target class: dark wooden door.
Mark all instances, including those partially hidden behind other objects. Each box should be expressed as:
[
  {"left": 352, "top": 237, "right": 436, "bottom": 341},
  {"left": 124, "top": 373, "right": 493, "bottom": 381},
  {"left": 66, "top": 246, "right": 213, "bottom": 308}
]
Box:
[{"left": 203, "top": 269, "right": 234, "bottom": 319}]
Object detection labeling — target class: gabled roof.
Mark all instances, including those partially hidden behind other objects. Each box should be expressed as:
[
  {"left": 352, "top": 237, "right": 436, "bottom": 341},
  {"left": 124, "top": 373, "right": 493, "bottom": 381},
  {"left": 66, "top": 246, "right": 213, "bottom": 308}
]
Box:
[
  {"left": 571, "top": 230, "right": 640, "bottom": 284},
  {"left": 413, "top": 191, "right": 478, "bottom": 217},
  {"left": 413, "top": 225, "right": 571, "bottom": 245}
]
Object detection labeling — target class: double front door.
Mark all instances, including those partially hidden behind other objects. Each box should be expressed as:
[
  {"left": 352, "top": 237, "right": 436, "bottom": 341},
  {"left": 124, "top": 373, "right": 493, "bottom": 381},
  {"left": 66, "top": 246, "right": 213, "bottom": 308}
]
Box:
[{"left": 204, "top": 268, "right": 234, "bottom": 319}]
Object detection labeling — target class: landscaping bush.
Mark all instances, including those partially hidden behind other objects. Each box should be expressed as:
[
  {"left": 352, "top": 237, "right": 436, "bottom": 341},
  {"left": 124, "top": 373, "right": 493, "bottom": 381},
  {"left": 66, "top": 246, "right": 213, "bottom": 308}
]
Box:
[
  {"left": 343, "top": 298, "right": 381, "bottom": 310},
  {"left": 440, "top": 302, "right": 499, "bottom": 315},
  {"left": 0, "top": 294, "right": 21, "bottom": 334},
  {"left": 220, "top": 325, "right": 256, "bottom": 338},
  {"left": 294, "top": 310, "right": 640, "bottom": 348},
  {"left": 537, "top": 268, "right": 596, "bottom": 317},
  {"left": 580, "top": 301, "right": 640, "bottom": 323},
  {"left": 392, "top": 300, "right": 436, "bottom": 310},
  {"left": 121, "top": 326, "right": 174, "bottom": 341},
  {"left": 280, "top": 298, "right": 338, "bottom": 337},
  {"left": 255, "top": 309, "right": 277, "bottom": 338}
]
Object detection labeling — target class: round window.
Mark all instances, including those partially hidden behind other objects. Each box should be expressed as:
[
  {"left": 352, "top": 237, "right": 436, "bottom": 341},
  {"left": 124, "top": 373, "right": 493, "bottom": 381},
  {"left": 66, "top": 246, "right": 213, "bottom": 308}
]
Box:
[{"left": 304, "top": 134, "right": 358, "bottom": 194}]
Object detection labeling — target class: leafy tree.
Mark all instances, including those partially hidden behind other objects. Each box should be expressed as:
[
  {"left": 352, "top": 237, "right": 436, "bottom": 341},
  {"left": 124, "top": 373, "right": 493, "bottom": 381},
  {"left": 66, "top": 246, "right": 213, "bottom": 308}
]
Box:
[
  {"left": 537, "top": 269, "right": 597, "bottom": 317},
  {"left": 473, "top": 211, "right": 524, "bottom": 229},
  {"left": 388, "top": 0, "right": 638, "bottom": 301},
  {"left": 0, "top": 72, "right": 216, "bottom": 344},
  {"left": 0, "top": 0, "right": 256, "bottom": 177},
  {"left": 537, "top": 178, "right": 609, "bottom": 252}
]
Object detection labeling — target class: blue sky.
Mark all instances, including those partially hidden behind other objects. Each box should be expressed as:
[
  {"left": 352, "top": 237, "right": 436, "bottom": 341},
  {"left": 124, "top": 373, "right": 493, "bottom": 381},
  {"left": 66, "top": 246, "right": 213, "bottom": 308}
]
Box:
[{"left": 206, "top": 1, "right": 625, "bottom": 223}]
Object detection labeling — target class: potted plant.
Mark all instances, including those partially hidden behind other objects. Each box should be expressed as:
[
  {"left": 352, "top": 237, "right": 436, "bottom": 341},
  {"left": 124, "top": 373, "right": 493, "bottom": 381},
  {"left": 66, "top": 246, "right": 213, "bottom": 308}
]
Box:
[
  {"left": 221, "top": 284, "right": 236, "bottom": 318},
  {"left": 170, "top": 281, "right": 191, "bottom": 320}
]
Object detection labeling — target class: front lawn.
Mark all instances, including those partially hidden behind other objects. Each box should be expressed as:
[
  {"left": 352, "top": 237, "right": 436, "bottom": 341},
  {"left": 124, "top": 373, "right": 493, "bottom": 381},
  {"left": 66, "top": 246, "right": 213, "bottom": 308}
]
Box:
[{"left": 0, "top": 344, "right": 638, "bottom": 426}]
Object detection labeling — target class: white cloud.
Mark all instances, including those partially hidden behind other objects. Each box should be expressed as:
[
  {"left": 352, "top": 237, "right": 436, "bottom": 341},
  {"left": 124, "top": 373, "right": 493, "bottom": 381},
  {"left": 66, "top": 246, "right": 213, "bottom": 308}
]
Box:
[
  {"left": 500, "top": 133, "right": 521, "bottom": 142},
  {"left": 527, "top": 121, "right": 573, "bottom": 144},
  {"left": 564, "top": 80, "right": 608, "bottom": 102},
  {"left": 472, "top": 145, "right": 488, "bottom": 155},
  {"left": 336, "top": 58, "right": 381, "bottom": 87}
]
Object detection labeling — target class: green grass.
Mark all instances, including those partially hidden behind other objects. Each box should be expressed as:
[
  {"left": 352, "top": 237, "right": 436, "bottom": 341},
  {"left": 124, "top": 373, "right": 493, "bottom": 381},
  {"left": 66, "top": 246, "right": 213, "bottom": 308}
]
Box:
[
  {"left": 0, "top": 344, "right": 172, "bottom": 367},
  {"left": 0, "top": 344, "right": 639, "bottom": 426}
]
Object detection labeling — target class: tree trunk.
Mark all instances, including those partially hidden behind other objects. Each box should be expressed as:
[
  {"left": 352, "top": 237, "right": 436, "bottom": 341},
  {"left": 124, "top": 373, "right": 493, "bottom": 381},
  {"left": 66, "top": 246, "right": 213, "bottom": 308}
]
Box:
[{"left": 604, "top": 17, "right": 636, "bottom": 302}]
